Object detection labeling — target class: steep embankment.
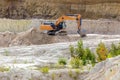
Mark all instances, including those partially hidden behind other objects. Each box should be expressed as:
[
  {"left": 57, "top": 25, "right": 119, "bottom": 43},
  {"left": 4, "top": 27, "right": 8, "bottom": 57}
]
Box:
[
  {"left": 85, "top": 56, "right": 120, "bottom": 80},
  {"left": 56, "top": 0, "right": 120, "bottom": 19},
  {"left": 0, "top": 0, "right": 120, "bottom": 19}
]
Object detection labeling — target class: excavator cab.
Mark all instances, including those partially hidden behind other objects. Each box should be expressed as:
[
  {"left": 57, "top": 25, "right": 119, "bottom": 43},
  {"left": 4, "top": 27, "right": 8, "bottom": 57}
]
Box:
[{"left": 46, "top": 21, "right": 67, "bottom": 35}]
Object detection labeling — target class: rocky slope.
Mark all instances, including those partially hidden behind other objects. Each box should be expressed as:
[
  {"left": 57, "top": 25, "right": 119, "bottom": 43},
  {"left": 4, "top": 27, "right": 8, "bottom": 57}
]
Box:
[{"left": 85, "top": 56, "right": 120, "bottom": 80}]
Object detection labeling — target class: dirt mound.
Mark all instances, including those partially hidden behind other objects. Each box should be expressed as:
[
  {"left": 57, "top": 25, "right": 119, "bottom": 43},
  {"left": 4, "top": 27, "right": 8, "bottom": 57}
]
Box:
[
  {"left": 0, "top": 31, "right": 16, "bottom": 47},
  {"left": 9, "top": 28, "right": 80, "bottom": 47},
  {"left": 9, "top": 28, "right": 53, "bottom": 46},
  {"left": 0, "top": 27, "right": 80, "bottom": 47}
]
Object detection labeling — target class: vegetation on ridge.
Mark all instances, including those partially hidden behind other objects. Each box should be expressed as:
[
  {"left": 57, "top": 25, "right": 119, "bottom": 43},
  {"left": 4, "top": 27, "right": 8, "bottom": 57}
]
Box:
[{"left": 69, "top": 40, "right": 120, "bottom": 68}]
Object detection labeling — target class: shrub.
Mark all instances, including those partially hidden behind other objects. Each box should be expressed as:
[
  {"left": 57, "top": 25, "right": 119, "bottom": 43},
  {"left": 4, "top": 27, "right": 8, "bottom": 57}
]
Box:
[
  {"left": 69, "top": 40, "right": 96, "bottom": 66},
  {"left": 4, "top": 50, "right": 9, "bottom": 56},
  {"left": 58, "top": 58, "right": 67, "bottom": 65},
  {"left": 68, "top": 69, "right": 72, "bottom": 77},
  {"left": 75, "top": 40, "right": 85, "bottom": 58},
  {"left": 69, "top": 40, "right": 86, "bottom": 59},
  {"left": 0, "top": 67, "right": 10, "bottom": 72},
  {"left": 70, "top": 57, "right": 82, "bottom": 68},
  {"left": 96, "top": 42, "right": 108, "bottom": 62},
  {"left": 75, "top": 69, "right": 80, "bottom": 75},
  {"left": 108, "top": 43, "right": 120, "bottom": 58},
  {"left": 69, "top": 40, "right": 85, "bottom": 58},
  {"left": 51, "top": 73, "right": 55, "bottom": 80},
  {"left": 69, "top": 45, "right": 75, "bottom": 57},
  {"left": 84, "top": 48, "right": 96, "bottom": 66},
  {"left": 107, "top": 53, "right": 112, "bottom": 58},
  {"left": 69, "top": 40, "right": 120, "bottom": 68},
  {"left": 39, "top": 66, "right": 49, "bottom": 74}
]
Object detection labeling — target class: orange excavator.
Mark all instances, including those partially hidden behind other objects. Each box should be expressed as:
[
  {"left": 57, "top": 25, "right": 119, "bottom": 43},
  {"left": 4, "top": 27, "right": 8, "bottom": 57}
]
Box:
[{"left": 40, "top": 14, "right": 86, "bottom": 37}]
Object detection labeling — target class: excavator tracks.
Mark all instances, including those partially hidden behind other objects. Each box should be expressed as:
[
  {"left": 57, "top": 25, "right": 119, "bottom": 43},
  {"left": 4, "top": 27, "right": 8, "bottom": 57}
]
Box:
[{"left": 47, "top": 30, "right": 67, "bottom": 36}]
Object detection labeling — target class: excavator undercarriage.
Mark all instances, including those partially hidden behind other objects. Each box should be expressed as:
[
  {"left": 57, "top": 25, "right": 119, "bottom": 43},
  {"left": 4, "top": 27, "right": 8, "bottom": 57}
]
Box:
[{"left": 47, "top": 30, "right": 67, "bottom": 36}]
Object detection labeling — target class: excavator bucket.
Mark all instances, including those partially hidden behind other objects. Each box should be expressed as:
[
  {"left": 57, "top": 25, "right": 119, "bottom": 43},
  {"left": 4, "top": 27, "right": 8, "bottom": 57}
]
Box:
[{"left": 78, "top": 29, "right": 86, "bottom": 37}]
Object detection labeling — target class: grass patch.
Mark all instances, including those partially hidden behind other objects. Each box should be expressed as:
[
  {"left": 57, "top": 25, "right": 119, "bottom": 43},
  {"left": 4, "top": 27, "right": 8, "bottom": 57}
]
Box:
[
  {"left": 68, "top": 69, "right": 73, "bottom": 77},
  {"left": 58, "top": 57, "right": 67, "bottom": 65},
  {"left": 4, "top": 50, "right": 9, "bottom": 56},
  {"left": 52, "top": 72, "right": 55, "bottom": 80},
  {"left": 70, "top": 57, "right": 82, "bottom": 68},
  {"left": 0, "top": 66, "right": 10, "bottom": 72},
  {"left": 37, "top": 66, "right": 49, "bottom": 74}
]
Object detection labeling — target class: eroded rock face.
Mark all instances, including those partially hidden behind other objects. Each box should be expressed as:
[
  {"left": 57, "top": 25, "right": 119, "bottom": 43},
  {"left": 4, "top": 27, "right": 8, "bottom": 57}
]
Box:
[
  {"left": 0, "top": 0, "right": 120, "bottom": 19},
  {"left": 66, "top": 20, "right": 120, "bottom": 34},
  {"left": 85, "top": 56, "right": 120, "bottom": 80}
]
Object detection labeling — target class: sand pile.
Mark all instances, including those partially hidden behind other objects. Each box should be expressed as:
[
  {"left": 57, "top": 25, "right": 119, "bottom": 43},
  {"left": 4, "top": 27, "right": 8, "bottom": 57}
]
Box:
[
  {"left": 9, "top": 27, "right": 81, "bottom": 47},
  {"left": 0, "top": 27, "right": 80, "bottom": 47}
]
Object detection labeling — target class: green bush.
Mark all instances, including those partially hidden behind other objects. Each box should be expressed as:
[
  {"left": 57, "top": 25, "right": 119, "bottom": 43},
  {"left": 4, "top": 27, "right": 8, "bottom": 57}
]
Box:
[
  {"left": 69, "top": 40, "right": 120, "bottom": 68},
  {"left": 69, "top": 40, "right": 96, "bottom": 66},
  {"left": 108, "top": 43, "right": 120, "bottom": 58},
  {"left": 58, "top": 58, "right": 67, "bottom": 65},
  {"left": 51, "top": 73, "right": 55, "bottom": 80},
  {"left": 69, "top": 40, "right": 85, "bottom": 58},
  {"left": 39, "top": 66, "right": 49, "bottom": 74},
  {"left": 68, "top": 69, "right": 73, "bottom": 77},
  {"left": 0, "top": 67, "right": 10, "bottom": 72},
  {"left": 84, "top": 48, "right": 96, "bottom": 66},
  {"left": 76, "top": 40, "right": 85, "bottom": 59},
  {"left": 4, "top": 50, "right": 9, "bottom": 56},
  {"left": 96, "top": 42, "right": 108, "bottom": 62},
  {"left": 70, "top": 57, "right": 82, "bottom": 68},
  {"left": 69, "top": 45, "right": 75, "bottom": 57}
]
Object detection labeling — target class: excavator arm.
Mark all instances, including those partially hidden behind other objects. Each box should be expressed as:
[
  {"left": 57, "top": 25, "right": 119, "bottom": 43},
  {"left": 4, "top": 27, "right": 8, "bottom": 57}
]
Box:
[{"left": 55, "top": 14, "right": 81, "bottom": 32}]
